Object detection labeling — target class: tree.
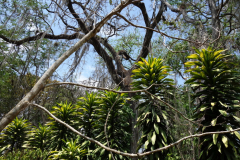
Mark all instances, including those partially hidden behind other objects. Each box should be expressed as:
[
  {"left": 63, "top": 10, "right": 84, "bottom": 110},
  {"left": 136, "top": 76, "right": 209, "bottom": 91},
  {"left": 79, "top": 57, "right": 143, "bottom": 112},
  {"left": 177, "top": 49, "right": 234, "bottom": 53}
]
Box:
[
  {"left": 0, "top": 0, "right": 149, "bottom": 155},
  {"left": 132, "top": 57, "right": 174, "bottom": 159},
  {"left": 75, "top": 92, "right": 101, "bottom": 159},
  {"left": 93, "top": 91, "right": 132, "bottom": 160},
  {"left": 50, "top": 139, "right": 82, "bottom": 160},
  {"left": 24, "top": 124, "right": 51, "bottom": 151},
  {"left": 185, "top": 47, "right": 240, "bottom": 159}
]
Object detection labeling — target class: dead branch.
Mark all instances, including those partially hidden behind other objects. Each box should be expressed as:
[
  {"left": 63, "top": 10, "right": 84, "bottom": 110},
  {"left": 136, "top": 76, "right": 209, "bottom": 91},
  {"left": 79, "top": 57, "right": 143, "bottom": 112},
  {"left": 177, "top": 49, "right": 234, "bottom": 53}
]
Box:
[{"left": 30, "top": 102, "right": 240, "bottom": 158}]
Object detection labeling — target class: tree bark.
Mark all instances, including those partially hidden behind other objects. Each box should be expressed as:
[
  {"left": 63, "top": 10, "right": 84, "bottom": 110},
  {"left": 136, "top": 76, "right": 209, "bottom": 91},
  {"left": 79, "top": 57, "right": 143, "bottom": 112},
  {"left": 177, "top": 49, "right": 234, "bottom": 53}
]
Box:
[{"left": 208, "top": 0, "right": 221, "bottom": 41}]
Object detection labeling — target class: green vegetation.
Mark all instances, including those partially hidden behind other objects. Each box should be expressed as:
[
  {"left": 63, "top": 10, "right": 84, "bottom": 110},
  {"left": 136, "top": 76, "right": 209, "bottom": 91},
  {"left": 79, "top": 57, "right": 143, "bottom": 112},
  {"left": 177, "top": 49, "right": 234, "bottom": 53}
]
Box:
[
  {"left": 1, "top": 0, "right": 240, "bottom": 159},
  {"left": 1, "top": 50, "right": 240, "bottom": 159},
  {"left": 132, "top": 57, "right": 174, "bottom": 159},
  {"left": 185, "top": 47, "right": 240, "bottom": 159}
]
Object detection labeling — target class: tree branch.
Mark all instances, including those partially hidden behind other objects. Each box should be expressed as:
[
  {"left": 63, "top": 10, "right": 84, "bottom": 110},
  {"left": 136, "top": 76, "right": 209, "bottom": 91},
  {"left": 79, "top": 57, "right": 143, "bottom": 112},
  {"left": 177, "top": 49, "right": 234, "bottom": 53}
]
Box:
[
  {"left": 136, "top": 2, "right": 165, "bottom": 62},
  {"left": 0, "top": 0, "right": 134, "bottom": 132},
  {"left": 45, "top": 82, "right": 198, "bottom": 125},
  {"left": 116, "top": 13, "right": 200, "bottom": 45},
  {"left": 30, "top": 102, "right": 240, "bottom": 158},
  {"left": 0, "top": 33, "right": 84, "bottom": 46}
]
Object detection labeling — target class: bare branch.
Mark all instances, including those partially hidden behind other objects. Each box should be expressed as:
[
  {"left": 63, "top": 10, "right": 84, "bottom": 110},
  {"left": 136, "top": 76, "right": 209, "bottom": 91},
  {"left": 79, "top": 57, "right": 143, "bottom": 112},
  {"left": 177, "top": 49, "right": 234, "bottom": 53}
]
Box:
[
  {"left": 0, "top": 33, "right": 84, "bottom": 46},
  {"left": 45, "top": 82, "right": 199, "bottom": 125},
  {"left": 30, "top": 102, "right": 240, "bottom": 158},
  {"left": 160, "top": 0, "right": 180, "bottom": 13},
  {"left": 116, "top": 13, "right": 200, "bottom": 46},
  {"left": 45, "top": 82, "right": 147, "bottom": 93}
]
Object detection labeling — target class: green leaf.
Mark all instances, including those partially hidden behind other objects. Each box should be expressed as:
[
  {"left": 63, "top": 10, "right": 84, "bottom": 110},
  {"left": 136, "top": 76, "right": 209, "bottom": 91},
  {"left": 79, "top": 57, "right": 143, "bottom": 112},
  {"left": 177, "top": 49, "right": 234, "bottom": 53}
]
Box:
[
  {"left": 142, "top": 112, "right": 151, "bottom": 120},
  {"left": 144, "top": 140, "right": 149, "bottom": 149},
  {"left": 211, "top": 118, "right": 217, "bottom": 126},
  {"left": 213, "top": 134, "right": 218, "bottom": 145},
  {"left": 219, "top": 110, "right": 228, "bottom": 117},
  {"left": 217, "top": 143, "right": 221, "bottom": 153},
  {"left": 200, "top": 107, "right": 207, "bottom": 111},
  {"left": 233, "top": 116, "right": 240, "bottom": 122},
  {"left": 234, "top": 131, "right": 240, "bottom": 140},
  {"left": 154, "top": 123, "right": 159, "bottom": 134},
  {"left": 151, "top": 132, "right": 156, "bottom": 145},
  {"left": 100, "top": 149, "right": 105, "bottom": 156},
  {"left": 222, "top": 136, "right": 228, "bottom": 148},
  {"left": 211, "top": 102, "right": 216, "bottom": 106},
  {"left": 156, "top": 115, "right": 160, "bottom": 123},
  {"left": 147, "top": 119, "right": 150, "bottom": 124},
  {"left": 162, "top": 112, "right": 167, "bottom": 120},
  {"left": 219, "top": 101, "right": 228, "bottom": 108},
  {"left": 202, "top": 126, "right": 206, "bottom": 132},
  {"left": 187, "top": 54, "right": 198, "bottom": 59},
  {"left": 160, "top": 129, "right": 167, "bottom": 142},
  {"left": 191, "top": 84, "right": 200, "bottom": 87},
  {"left": 185, "top": 61, "right": 197, "bottom": 67}
]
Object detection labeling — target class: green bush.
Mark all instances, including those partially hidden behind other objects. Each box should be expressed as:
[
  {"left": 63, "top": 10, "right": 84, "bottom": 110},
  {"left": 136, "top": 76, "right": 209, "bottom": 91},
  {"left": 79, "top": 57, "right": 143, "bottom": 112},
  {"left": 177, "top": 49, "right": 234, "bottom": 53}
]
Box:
[
  {"left": 0, "top": 117, "right": 30, "bottom": 152},
  {"left": 0, "top": 148, "right": 48, "bottom": 160}
]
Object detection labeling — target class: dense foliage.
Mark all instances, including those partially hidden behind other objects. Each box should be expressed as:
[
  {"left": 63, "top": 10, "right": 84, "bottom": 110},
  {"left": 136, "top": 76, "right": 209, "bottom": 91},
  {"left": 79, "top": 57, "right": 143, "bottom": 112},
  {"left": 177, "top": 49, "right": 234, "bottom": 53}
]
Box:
[
  {"left": 185, "top": 48, "right": 240, "bottom": 159},
  {"left": 0, "top": 117, "right": 30, "bottom": 152},
  {"left": 132, "top": 57, "right": 174, "bottom": 159},
  {"left": 1, "top": 50, "right": 240, "bottom": 159}
]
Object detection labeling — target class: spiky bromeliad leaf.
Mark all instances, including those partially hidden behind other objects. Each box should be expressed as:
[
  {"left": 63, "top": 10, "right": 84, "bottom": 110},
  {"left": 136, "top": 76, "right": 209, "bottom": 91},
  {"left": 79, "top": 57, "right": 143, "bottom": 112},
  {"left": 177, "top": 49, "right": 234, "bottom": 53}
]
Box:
[
  {"left": 132, "top": 57, "right": 174, "bottom": 159},
  {"left": 185, "top": 47, "right": 240, "bottom": 160}
]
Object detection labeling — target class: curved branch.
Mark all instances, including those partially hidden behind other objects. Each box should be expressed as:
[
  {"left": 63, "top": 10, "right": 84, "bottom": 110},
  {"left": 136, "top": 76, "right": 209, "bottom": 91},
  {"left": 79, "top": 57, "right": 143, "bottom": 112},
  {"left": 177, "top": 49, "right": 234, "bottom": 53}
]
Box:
[
  {"left": 133, "top": 1, "right": 150, "bottom": 26},
  {"left": 136, "top": 2, "right": 165, "bottom": 62},
  {"left": 45, "top": 82, "right": 198, "bottom": 125},
  {"left": 161, "top": 0, "right": 200, "bottom": 24},
  {"left": 0, "top": 33, "right": 84, "bottom": 45},
  {"left": 67, "top": 0, "right": 90, "bottom": 33},
  {"left": 160, "top": 0, "right": 180, "bottom": 13},
  {"left": 98, "top": 38, "right": 127, "bottom": 78},
  {"left": 68, "top": 0, "right": 128, "bottom": 85},
  {"left": 30, "top": 102, "right": 240, "bottom": 158},
  {"left": 116, "top": 13, "right": 200, "bottom": 45}
]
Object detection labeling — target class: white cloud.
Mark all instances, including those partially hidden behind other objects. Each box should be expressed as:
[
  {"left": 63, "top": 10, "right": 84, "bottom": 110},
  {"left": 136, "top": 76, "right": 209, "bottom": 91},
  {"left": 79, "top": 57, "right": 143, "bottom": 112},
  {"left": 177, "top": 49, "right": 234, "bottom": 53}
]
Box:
[{"left": 76, "top": 74, "right": 89, "bottom": 82}]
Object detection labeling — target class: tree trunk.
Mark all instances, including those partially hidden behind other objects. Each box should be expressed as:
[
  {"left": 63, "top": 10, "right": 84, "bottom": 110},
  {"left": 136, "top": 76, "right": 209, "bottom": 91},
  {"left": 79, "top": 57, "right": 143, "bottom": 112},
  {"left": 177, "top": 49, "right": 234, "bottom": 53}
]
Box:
[
  {"left": 130, "top": 100, "right": 139, "bottom": 160},
  {"left": 122, "top": 72, "right": 139, "bottom": 160}
]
